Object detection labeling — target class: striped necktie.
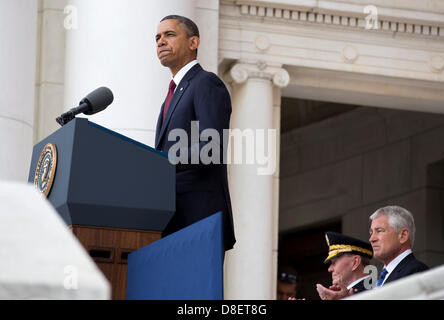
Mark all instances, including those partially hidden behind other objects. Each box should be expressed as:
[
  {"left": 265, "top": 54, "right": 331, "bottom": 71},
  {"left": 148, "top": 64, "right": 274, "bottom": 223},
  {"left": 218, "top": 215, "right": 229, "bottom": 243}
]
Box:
[{"left": 376, "top": 268, "right": 388, "bottom": 287}]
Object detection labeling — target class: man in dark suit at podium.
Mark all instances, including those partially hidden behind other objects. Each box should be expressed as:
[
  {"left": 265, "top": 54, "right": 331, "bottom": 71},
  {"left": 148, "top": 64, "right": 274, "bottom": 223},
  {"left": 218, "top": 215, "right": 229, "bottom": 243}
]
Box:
[{"left": 154, "top": 15, "right": 236, "bottom": 251}]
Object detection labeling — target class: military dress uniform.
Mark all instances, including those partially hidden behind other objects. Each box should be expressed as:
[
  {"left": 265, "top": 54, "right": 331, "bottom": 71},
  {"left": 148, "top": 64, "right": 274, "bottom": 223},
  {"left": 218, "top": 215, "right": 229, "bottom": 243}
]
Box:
[
  {"left": 324, "top": 231, "right": 374, "bottom": 294},
  {"left": 349, "top": 276, "right": 367, "bottom": 294}
]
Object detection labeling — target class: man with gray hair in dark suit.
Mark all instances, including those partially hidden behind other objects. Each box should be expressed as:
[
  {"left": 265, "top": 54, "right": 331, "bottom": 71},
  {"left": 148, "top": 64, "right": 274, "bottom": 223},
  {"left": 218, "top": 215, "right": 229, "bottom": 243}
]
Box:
[{"left": 369, "top": 205, "right": 429, "bottom": 287}]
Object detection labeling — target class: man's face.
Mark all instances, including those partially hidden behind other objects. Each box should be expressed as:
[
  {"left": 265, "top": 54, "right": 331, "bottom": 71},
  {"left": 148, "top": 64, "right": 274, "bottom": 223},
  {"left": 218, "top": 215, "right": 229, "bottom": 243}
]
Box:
[
  {"left": 277, "top": 281, "right": 297, "bottom": 300},
  {"left": 155, "top": 19, "right": 198, "bottom": 73},
  {"left": 369, "top": 215, "right": 405, "bottom": 264},
  {"left": 327, "top": 254, "right": 355, "bottom": 286}
]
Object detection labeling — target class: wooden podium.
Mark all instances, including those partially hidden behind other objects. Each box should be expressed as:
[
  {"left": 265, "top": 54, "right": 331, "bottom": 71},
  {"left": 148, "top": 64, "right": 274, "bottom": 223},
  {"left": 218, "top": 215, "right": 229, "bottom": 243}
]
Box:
[
  {"left": 28, "top": 118, "right": 175, "bottom": 300},
  {"left": 71, "top": 226, "right": 160, "bottom": 299}
]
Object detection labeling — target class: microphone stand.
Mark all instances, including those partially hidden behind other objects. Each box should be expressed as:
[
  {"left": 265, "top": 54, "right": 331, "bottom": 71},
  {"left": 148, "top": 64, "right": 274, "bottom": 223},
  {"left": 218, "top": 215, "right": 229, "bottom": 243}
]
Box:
[{"left": 56, "top": 103, "right": 89, "bottom": 126}]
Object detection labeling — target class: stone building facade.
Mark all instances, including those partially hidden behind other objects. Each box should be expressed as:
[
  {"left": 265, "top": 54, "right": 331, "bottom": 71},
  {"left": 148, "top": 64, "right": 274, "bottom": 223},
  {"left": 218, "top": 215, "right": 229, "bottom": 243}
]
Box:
[{"left": 1, "top": 0, "right": 444, "bottom": 299}]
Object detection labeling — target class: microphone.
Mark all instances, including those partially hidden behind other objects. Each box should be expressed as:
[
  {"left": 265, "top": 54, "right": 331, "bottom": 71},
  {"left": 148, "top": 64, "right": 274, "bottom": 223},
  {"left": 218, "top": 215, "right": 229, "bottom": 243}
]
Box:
[{"left": 56, "top": 87, "right": 114, "bottom": 126}]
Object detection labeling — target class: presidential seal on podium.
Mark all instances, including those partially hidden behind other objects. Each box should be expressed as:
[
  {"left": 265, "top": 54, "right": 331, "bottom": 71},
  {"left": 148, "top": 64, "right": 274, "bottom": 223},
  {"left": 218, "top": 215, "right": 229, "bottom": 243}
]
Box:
[{"left": 34, "top": 143, "right": 57, "bottom": 197}]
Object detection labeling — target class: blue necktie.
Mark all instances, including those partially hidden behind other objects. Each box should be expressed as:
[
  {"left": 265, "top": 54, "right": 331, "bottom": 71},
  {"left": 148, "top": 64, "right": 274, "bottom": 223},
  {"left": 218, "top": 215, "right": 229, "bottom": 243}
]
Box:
[{"left": 376, "top": 268, "right": 388, "bottom": 287}]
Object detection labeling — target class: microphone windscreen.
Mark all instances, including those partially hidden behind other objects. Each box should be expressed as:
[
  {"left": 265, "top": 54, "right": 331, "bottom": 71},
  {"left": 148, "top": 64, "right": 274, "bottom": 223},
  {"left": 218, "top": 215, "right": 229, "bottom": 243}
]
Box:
[{"left": 81, "top": 87, "right": 114, "bottom": 115}]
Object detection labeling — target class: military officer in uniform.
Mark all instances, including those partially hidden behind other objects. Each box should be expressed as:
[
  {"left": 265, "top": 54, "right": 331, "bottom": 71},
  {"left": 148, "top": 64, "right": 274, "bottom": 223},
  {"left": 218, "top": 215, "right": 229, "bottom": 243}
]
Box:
[{"left": 316, "top": 231, "right": 374, "bottom": 300}]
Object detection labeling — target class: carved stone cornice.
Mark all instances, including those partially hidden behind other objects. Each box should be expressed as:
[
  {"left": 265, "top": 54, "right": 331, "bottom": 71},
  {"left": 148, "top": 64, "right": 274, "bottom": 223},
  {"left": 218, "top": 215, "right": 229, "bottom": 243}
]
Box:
[
  {"left": 226, "top": 62, "right": 290, "bottom": 88},
  {"left": 219, "top": 1, "right": 444, "bottom": 81},
  {"left": 228, "top": 0, "right": 444, "bottom": 38}
]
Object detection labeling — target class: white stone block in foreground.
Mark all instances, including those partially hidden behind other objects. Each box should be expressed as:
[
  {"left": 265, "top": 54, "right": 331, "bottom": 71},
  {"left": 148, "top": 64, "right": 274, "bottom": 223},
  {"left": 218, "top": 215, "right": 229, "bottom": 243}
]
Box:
[
  {"left": 0, "top": 181, "right": 110, "bottom": 299},
  {"left": 348, "top": 265, "right": 444, "bottom": 300}
]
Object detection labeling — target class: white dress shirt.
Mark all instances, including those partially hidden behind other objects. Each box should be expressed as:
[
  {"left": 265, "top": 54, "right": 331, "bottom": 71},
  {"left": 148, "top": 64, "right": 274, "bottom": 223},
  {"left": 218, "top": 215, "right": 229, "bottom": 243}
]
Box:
[
  {"left": 380, "top": 248, "right": 413, "bottom": 286},
  {"left": 347, "top": 275, "right": 370, "bottom": 290},
  {"left": 172, "top": 59, "right": 198, "bottom": 91}
]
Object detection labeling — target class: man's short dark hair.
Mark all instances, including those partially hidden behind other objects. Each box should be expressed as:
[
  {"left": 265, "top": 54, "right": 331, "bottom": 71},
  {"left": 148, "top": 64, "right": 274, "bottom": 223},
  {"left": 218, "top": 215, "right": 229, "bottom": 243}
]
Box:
[{"left": 161, "top": 15, "right": 200, "bottom": 38}]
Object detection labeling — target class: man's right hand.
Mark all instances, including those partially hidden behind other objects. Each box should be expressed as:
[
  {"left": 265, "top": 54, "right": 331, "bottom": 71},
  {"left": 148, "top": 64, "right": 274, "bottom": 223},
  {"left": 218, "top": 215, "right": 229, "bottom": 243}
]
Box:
[{"left": 316, "top": 283, "right": 353, "bottom": 300}]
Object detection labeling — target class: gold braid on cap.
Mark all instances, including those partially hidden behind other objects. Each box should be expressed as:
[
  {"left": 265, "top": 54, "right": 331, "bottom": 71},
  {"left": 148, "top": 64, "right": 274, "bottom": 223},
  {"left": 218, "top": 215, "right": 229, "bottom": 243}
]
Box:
[{"left": 325, "top": 244, "right": 372, "bottom": 261}]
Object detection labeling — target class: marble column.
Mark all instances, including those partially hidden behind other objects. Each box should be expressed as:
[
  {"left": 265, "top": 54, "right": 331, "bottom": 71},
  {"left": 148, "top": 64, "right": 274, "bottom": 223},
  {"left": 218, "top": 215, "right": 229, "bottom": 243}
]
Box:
[
  {"left": 35, "top": 0, "right": 68, "bottom": 142},
  {"left": 0, "top": 0, "right": 38, "bottom": 181},
  {"left": 64, "top": 0, "right": 196, "bottom": 146},
  {"left": 224, "top": 62, "right": 289, "bottom": 299}
]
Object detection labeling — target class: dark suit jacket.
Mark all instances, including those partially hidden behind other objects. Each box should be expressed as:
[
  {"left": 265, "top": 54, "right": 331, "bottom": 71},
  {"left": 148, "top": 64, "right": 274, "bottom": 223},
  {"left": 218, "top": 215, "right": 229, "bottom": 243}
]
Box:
[
  {"left": 155, "top": 63, "right": 236, "bottom": 251},
  {"left": 383, "top": 253, "right": 429, "bottom": 285}
]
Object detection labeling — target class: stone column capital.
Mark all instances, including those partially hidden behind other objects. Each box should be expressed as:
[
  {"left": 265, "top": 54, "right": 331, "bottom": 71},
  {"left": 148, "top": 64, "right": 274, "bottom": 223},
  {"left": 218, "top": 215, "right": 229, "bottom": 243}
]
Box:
[{"left": 226, "top": 62, "right": 290, "bottom": 88}]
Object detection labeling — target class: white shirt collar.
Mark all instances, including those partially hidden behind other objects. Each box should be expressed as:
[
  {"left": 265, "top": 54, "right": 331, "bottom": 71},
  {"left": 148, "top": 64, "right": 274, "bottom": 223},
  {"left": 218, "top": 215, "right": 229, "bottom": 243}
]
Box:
[
  {"left": 381, "top": 248, "right": 412, "bottom": 285},
  {"left": 347, "top": 275, "right": 369, "bottom": 290},
  {"left": 385, "top": 248, "right": 412, "bottom": 273},
  {"left": 172, "top": 60, "right": 198, "bottom": 90}
]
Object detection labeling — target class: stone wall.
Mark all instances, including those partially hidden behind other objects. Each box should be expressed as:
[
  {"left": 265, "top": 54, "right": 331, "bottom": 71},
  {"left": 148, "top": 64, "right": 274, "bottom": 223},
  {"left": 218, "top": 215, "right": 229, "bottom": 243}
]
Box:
[{"left": 280, "top": 105, "right": 444, "bottom": 267}]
